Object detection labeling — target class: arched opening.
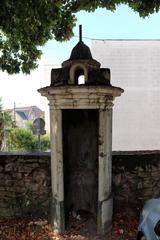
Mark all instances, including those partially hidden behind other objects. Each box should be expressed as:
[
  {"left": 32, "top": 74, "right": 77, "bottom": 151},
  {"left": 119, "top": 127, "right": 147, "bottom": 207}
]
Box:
[
  {"left": 78, "top": 75, "right": 85, "bottom": 85},
  {"left": 74, "top": 68, "right": 85, "bottom": 85}
]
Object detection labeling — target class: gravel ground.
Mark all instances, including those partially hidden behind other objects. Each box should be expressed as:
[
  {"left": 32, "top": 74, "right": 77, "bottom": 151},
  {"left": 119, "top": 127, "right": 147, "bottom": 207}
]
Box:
[{"left": 0, "top": 213, "right": 138, "bottom": 240}]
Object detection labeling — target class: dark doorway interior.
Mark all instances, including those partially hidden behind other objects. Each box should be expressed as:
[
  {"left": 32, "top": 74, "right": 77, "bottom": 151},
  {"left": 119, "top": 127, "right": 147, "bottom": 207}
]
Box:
[{"left": 62, "top": 109, "right": 98, "bottom": 226}]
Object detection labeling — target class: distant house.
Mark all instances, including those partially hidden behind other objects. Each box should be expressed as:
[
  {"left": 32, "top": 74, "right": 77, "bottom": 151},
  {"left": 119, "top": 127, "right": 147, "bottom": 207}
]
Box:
[{"left": 5, "top": 106, "right": 44, "bottom": 128}]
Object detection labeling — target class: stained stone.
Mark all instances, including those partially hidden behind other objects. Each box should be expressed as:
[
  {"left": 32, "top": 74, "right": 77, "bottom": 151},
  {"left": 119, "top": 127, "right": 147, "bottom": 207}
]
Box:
[{"left": 39, "top": 32, "right": 123, "bottom": 235}]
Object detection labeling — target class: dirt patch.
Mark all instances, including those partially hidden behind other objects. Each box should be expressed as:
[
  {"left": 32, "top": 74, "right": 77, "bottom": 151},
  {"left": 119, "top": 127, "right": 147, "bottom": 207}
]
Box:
[{"left": 0, "top": 213, "right": 138, "bottom": 240}]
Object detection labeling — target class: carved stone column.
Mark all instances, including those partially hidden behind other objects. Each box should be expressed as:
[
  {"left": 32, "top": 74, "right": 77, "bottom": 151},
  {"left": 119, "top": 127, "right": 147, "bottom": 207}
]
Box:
[
  {"left": 50, "top": 106, "right": 65, "bottom": 232},
  {"left": 98, "top": 107, "right": 113, "bottom": 234}
]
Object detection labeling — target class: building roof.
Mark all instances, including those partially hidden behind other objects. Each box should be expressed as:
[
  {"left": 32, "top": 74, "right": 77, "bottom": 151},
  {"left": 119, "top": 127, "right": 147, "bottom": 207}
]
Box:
[
  {"left": 16, "top": 111, "right": 28, "bottom": 120},
  {"left": 4, "top": 105, "right": 44, "bottom": 123}
]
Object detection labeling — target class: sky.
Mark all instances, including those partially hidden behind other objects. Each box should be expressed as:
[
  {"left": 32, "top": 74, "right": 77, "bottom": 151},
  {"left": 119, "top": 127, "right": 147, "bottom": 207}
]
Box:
[{"left": 1, "top": 4, "right": 160, "bottom": 110}]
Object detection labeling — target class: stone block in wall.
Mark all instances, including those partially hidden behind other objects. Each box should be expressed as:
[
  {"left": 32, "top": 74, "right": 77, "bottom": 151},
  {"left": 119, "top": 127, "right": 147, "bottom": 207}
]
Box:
[
  {"left": 13, "top": 173, "right": 22, "bottom": 180},
  {"left": 0, "top": 187, "right": 5, "bottom": 192},
  {"left": 29, "top": 183, "right": 40, "bottom": 192},
  {"left": 0, "top": 166, "right": 3, "bottom": 172},
  {"left": 151, "top": 164, "right": 160, "bottom": 172},
  {"left": 152, "top": 187, "right": 160, "bottom": 198},
  {"left": 0, "top": 190, "right": 16, "bottom": 199},
  {"left": 13, "top": 186, "right": 26, "bottom": 193},
  {"left": 5, "top": 163, "right": 14, "bottom": 172},
  {"left": 0, "top": 208, "right": 13, "bottom": 218},
  {"left": 143, "top": 179, "right": 152, "bottom": 188},
  {"left": 151, "top": 170, "right": 160, "bottom": 179},
  {"left": 18, "top": 163, "right": 40, "bottom": 173},
  {"left": 33, "top": 169, "right": 47, "bottom": 184},
  {"left": 0, "top": 174, "right": 5, "bottom": 180},
  {"left": 5, "top": 180, "right": 13, "bottom": 187},
  {"left": 143, "top": 187, "right": 153, "bottom": 197},
  {"left": 18, "top": 158, "right": 37, "bottom": 163}
]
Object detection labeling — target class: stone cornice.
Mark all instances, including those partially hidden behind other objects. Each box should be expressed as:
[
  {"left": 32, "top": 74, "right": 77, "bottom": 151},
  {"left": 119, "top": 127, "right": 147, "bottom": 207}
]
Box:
[{"left": 38, "top": 85, "right": 124, "bottom": 110}]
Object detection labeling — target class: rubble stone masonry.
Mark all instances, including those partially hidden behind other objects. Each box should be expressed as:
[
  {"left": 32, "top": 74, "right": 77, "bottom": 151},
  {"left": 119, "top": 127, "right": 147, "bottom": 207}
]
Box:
[
  {"left": 0, "top": 153, "right": 51, "bottom": 218},
  {"left": 0, "top": 151, "right": 160, "bottom": 218}
]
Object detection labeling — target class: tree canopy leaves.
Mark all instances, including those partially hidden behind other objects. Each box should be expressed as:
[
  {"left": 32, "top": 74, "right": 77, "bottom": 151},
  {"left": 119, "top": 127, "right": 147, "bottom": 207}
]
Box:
[{"left": 0, "top": 0, "right": 160, "bottom": 74}]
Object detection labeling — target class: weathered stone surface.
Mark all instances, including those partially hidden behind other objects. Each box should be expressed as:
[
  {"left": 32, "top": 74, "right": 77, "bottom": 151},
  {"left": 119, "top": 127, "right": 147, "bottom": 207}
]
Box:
[
  {"left": 0, "top": 208, "right": 13, "bottom": 218},
  {"left": 0, "top": 166, "right": 3, "bottom": 172},
  {"left": 0, "top": 173, "right": 5, "bottom": 179},
  {"left": 18, "top": 163, "right": 39, "bottom": 172},
  {"left": 113, "top": 151, "right": 160, "bottom": 216},
  {"left": 5, "top": 163, "right": 14, "bottom": 172},
  {"left": 0, "top": 153, "right": 51, "bottom": 218},
  {"left": 0, "top": 151, "right": 160, "bottom": 220},
  {"left": 33, "top": 170, "right": 46, "bottom": 184},
  {"left": 14, "top": 173, "right": 22, "bottom": 179}
]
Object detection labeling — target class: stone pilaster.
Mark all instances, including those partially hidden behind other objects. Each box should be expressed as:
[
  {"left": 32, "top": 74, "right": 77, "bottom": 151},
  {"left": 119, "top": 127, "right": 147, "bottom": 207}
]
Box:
[
  {"left": 50, "top": 106, "right": 65, "bottom": 232},
  {"left": 98, "top": 107, "right": 113, "bottom": 234}
]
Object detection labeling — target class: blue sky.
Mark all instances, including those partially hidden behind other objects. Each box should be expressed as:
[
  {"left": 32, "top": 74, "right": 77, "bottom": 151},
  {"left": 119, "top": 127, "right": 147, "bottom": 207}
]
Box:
[
  {"left": 42, "top": 4, "right": 160, "bottom": 64},
  {"left": 1, "top": 4, "right": 160, "bottom": 110}
]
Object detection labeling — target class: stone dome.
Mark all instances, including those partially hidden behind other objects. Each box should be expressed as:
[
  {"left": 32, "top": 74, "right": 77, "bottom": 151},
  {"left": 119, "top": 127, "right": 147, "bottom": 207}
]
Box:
[{"left": 69, "top": 41, "right": 93, "bottom": 60}]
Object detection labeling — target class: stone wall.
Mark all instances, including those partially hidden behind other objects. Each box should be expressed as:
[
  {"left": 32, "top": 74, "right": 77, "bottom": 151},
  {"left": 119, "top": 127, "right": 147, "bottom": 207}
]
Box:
[
  {"left": 0, "top": 151, "right": 160, "bottom": 219},
  {"left": 0, "top": 153, "right": 51, "bottom": 218},
  {"left": 112, "top": 151, "right": 160, "bottom": 216}
]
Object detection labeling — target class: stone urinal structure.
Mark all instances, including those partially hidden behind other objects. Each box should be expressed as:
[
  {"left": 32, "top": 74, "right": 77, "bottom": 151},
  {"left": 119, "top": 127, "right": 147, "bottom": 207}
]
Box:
[{"left": 39, "top": 27, "right": 124, "bottom": 235}]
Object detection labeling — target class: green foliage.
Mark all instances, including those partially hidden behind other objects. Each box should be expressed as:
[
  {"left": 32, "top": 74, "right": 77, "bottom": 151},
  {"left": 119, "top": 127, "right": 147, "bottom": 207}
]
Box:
[
  {"left": 9, "top": 128, "right": 35, "bottom": 152},
  {"left": 26, "top": 121, "right": 34, "bottom": 132},
  {"left": 9, "top": 127, "right": 50, "bottom": 152},
  {"left": 0, "top": 0, "right": 160, "bottom": 74},
  {"left": 33, "top": 134, "right": 51, "bottom": 152},
  {"left": 0, "top": 98, "right": 13, "bottom": 126},
  {"left": 0, "top": 98, "right": 13, "bottom": 150}
]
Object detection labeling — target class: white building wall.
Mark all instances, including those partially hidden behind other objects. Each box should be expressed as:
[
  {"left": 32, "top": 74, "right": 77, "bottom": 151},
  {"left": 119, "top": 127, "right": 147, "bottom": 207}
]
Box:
[{"left": 92, "top": 40, "right": 160, "bottom": 151}]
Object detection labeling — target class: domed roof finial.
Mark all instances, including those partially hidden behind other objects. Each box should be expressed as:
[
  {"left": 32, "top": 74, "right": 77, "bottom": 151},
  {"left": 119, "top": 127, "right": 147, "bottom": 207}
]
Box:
[{"left": 79, "top": 25, "right": 82, "bottom": 42}]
